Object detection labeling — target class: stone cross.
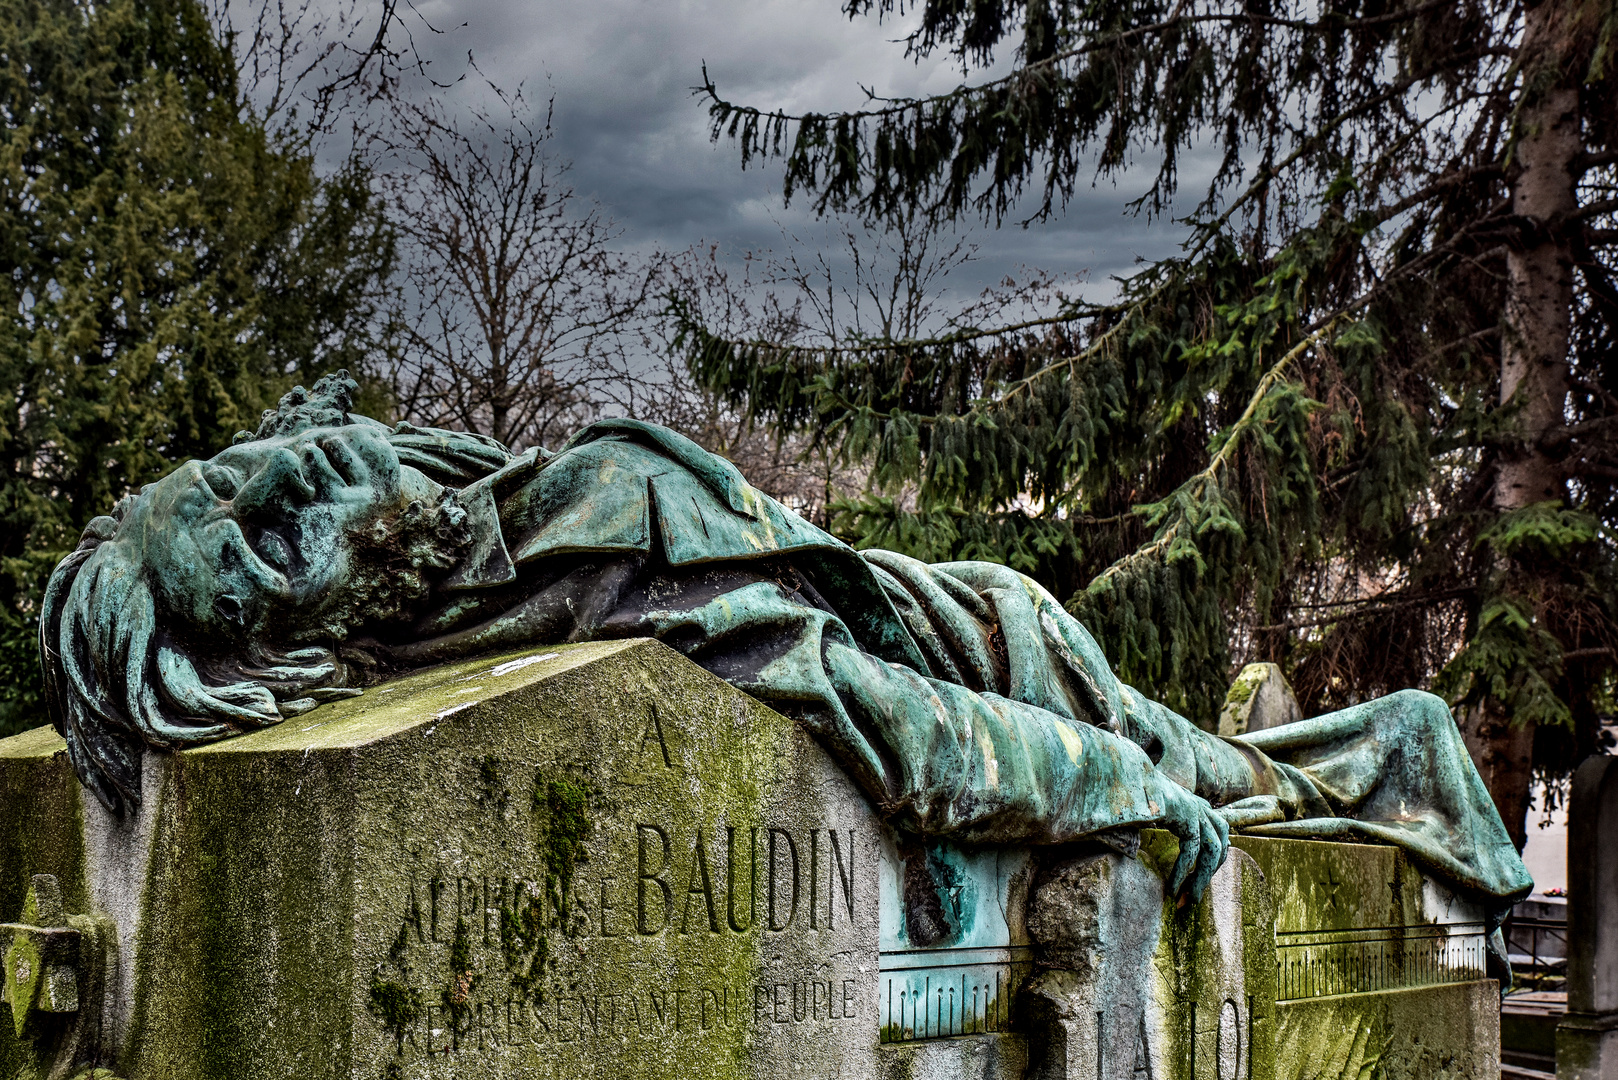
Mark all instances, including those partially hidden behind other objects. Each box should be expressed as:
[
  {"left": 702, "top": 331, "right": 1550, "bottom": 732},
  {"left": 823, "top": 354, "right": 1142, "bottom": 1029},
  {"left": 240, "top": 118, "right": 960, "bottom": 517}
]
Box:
[{"left": 0, "top": 875, "right": 81, "bottom": 1036}]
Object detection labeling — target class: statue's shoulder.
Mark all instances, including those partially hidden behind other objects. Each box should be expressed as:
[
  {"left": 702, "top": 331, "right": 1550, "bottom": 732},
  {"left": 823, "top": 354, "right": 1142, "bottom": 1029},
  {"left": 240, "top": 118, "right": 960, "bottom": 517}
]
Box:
[{"left": 491, "top": 419, "right": 843, "bottom": 567}]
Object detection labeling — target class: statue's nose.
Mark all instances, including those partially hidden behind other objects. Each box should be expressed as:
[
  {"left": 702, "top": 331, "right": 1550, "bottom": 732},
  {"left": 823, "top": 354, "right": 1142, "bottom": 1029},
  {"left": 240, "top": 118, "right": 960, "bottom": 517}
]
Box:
[{"left": 232, "top": 447, "right": 316, "bottom": 515}]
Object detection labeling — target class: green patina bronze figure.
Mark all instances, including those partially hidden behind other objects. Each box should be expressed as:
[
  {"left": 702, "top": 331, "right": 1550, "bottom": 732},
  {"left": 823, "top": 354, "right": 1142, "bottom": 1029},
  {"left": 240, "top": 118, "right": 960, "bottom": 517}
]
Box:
[{"left": 39, "top": 372, "right": 1531, "bottom": 919}]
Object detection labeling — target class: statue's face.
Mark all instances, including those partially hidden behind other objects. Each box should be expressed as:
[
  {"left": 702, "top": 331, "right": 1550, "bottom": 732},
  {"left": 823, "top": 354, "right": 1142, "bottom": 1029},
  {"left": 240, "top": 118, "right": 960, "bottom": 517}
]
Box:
[{"left": 122, "top": 424, "right": 431, "bottom": 642}]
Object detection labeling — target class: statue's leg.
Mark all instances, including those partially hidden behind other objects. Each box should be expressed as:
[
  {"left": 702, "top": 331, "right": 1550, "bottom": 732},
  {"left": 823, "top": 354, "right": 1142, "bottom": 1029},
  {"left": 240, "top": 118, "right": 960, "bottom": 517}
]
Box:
[
  {"left": 1113, "top": 685, "right": 1333, "bottom": 818},
  {"left": 1238, "top": 690, "right": 1532, "bottom": 906},
  {"left": 922, "top": 557, "right": 1332, "bottom": 814},
  {"left": 872, "top": 553, "right": 1517, "bottom": 901},
  {"left": 968, "top": 556, "right": 1532, "bottom": 903},
  {"left": 1237, "top": 688, "right": 1496, "bottom": 824}
]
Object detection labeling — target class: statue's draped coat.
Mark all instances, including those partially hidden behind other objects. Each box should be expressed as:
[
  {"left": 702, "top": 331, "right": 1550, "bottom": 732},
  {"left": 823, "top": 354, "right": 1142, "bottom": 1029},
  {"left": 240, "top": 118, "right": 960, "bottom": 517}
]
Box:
[{"left": 373, "top": 418, "right": 1531, "bottom": 913}]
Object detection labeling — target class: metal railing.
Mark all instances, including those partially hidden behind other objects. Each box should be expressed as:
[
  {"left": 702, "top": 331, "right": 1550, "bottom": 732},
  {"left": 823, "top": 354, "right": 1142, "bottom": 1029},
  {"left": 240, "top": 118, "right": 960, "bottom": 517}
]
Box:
[{"left": 1503, "top": 904, "right": 1568, "bottom": 992}]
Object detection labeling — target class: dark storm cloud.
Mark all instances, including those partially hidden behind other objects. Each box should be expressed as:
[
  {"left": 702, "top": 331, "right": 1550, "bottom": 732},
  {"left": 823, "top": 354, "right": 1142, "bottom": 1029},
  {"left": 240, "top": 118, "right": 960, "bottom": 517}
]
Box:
[{"left": 398, "top": 0, "right": 1195, "bottom": 308}]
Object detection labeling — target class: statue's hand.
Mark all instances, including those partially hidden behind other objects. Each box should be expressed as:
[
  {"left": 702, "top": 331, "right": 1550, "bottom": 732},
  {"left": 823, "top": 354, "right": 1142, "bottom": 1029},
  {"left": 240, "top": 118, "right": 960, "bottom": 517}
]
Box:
[
  {"left": 240, "top": 647, "right": 364, "bottom": 718},
  {"left": 1148, "top": 774, "right": 1229, "bottom": 905}
]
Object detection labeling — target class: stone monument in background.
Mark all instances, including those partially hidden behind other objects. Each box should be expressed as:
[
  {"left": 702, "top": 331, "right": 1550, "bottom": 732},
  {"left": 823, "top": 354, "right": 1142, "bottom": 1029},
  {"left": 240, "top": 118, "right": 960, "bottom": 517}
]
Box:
[
  {"left": 1, "top": 373, "right": 1532, "bottom": 1079},
  {"left": 1558, "top": 754, "right": 1618, "bottom": 1080},
  {"left": 1215, "top": 664, "right": 1303, "bottom": 739}
]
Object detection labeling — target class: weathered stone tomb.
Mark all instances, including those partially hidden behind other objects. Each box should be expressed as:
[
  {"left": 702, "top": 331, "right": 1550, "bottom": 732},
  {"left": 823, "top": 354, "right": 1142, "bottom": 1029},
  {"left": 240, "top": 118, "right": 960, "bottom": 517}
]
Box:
[{"left": 2, "top": 640, "right": 1501, "bottom": 1080}]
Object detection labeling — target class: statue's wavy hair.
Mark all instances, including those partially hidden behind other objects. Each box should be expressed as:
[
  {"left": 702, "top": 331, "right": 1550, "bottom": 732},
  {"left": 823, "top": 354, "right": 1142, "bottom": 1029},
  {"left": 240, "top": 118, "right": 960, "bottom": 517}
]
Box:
[{"left": 39, "top": 373, "right": 512, "bottom": 814}]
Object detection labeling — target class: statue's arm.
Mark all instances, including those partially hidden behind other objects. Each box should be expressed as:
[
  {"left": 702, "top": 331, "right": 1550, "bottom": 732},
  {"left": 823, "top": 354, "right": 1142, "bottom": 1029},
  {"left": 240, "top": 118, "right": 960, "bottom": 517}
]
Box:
[
  {"left": 812, "top": 635, "right": 1227, "bottom": 898},
  {"left": 630, "top": 574, "right": 1228, "bottom": 899}
]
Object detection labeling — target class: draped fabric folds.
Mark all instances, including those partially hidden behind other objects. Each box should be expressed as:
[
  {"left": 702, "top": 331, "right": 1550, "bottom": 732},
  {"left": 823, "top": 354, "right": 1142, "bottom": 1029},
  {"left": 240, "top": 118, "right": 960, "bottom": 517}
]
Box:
[{"left": 372, "top": 419, "right": 1533, "bottom": 912}]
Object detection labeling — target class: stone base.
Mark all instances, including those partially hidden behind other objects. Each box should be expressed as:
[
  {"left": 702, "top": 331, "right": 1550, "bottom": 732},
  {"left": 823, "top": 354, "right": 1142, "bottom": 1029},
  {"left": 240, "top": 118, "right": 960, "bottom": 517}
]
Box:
[
  {"left": 1557, "top": 1012, "right": 1618, "bottom": 1080},
  {"left": 877, "top": 1032, "right": 1031, "bottom": 1080},
  {"left": 1018, "top": 834, "right": 1498, "bottom": 1080},
  {"left": 1276, "top": 982, "right": 1500, "bottom": 1080},
  {"left": 0, "top": 641, "right": 1505, "bottom": 1080},
  {"left": 1020, "top": 838, "right": 1276, "bottom": 1080}
]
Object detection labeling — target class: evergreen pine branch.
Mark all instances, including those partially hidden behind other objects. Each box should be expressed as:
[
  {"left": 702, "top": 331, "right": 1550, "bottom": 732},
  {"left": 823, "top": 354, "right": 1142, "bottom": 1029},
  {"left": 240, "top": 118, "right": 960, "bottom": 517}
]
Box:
[
  {"left": 697, "top": 1, "right": 1457, "bottom": 126},
  {"left": 1085, "top": 315, "right": 1345, "bottom": 593},
  {"left": 702, "top": 16, "right": 1511, "bottom": 225},
  {"left": 670, "top": 291, "right": 1119, "bottom": 357},
  {"left": 681, "top": 66, "right": 1479, "bottom": 442},
  {"left": 678, "top": 0, "right": 1618, "bottom": 777}
]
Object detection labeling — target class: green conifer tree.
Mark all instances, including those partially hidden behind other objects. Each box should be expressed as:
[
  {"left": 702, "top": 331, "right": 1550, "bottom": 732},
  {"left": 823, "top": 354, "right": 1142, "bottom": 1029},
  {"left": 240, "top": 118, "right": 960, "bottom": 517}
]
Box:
[
  {"left": 679, "top": 0, "right": 1618, "bottom": 844},
  {"left": 0, "top": 0, "right": 397, "bottom": 736}
]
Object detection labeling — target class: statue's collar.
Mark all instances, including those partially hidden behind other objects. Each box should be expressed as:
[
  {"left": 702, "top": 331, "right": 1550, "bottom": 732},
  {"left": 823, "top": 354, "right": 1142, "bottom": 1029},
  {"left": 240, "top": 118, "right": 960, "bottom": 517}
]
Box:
[{"left": 440, "top": 452, "right": 535, "bottom": 591}]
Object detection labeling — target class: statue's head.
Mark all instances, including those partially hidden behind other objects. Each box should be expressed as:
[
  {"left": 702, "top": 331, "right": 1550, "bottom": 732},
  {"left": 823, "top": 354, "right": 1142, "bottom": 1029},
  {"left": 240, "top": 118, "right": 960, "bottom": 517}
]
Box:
[{"left": 40, "top": 373, "right": 505, "bottom": 814}]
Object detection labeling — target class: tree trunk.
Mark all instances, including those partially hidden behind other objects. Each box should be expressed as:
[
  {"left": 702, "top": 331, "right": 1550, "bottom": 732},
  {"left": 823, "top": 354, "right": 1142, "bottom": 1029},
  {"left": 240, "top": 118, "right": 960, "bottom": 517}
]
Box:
[
  {"left": 1467, "top": 0, "right": 1582, "bottom": 850},
  {"left": 1496, "top": 80, "right": 1578, "bottom": 512},
  {"left": 1462, "top": 705, "right": 1538, "bottom": 851}
]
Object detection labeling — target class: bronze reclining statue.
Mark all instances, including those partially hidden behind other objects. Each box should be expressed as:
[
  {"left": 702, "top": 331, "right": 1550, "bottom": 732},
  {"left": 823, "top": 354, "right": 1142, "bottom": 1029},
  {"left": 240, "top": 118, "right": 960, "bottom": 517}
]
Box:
[{"left": 40, "top": 372, "right": 1531, "bottom": 932}]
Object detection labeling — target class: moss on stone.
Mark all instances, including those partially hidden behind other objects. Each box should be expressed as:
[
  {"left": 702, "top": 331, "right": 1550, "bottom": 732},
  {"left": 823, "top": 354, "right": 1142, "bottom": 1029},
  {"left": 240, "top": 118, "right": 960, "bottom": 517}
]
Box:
[
  {"left": 1232, "top": 835, "right": 1429, "bottom": 935},
  {"left": 533, "top": 770, "right": 594, "bottom": 902},
  {"left": 121, "top": 747, "right": 359, "bottom": 1080},
  {"left": 1226, "top": 671, "right": 1261, "bottom": 708},
  {"left": 366, "top": 975, "right": 421, "bottom": 1050},
  {"left": 440, "top": 916, "right": 483, "bottom": 1038},
  {"left": 1274, "top": 982, "right": 1498, "bottom": 1080},
  {"left": 3, "top": 640, "right": 882, "bottom": 1080},
  {"left": 0, "top": 725, "right": 85, "bottom": 1080},
  {"left": 477, "top": 756, "right": 511, "bottom": 814}
]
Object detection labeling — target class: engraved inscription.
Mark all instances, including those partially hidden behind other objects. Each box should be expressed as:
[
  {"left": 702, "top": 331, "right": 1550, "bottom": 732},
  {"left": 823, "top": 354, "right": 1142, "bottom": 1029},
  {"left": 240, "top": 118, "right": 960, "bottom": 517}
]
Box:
[
  {"left": 637, "top": 705, "right": 674, "bottom": 768},
  {"left": 1273, "top": 923, "right": 1486, "bottom": 1000},
  {"left": 636, "top": 824, "right": 672, "bottom": 934},
  {"left": 371, "top": 822, "right": 866, "bottom": 1061},
  {"left": 396, "top": 975, "right": 865, "bottom": 1056},
  {"left": 627, "top": 824, "right": 857, "bottom": 936}
]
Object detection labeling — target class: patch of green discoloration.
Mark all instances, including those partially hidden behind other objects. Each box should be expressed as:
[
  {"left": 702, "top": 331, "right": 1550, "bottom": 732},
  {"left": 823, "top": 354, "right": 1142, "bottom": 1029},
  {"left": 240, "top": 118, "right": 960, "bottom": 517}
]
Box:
[
  {"left": 533, "top": 770, "right": 594, "bottom": 901},
  {"left": 368, "top": 976, "right": 423, "bottom": 1049},
  {"left": 1136, "top": 827, "right": 1182, "bottom": 879},
  {"left": 476, "top": 757, "right": 510, "bottom": 815},
  {"left": 1137, "top": 831, "right": 1278, "bottom": 1080},
  {"left": 1233, "top": 835, "right": 1428, "bottom": 934},
  {"left": 1274, "top": 982, "right": 1499, "bottom": 1080},
  {"left": 1235, "top": 835, "right": 1499, "bottom": 1080},
  {"left": 1226, "top": 671, "right": 1261, "bottom": 708},
  {"left": 488, "top": 768, "right": 599, "bottom": 1004},
  {"left": 116, "top": 745, "right": 358, "bottom": 1080},
  {"left": 440, "top": 917, "right": 481, "bottom": 1035},
  {"left": 369, "top": 924, "right": 423, "bottom": 1050}
]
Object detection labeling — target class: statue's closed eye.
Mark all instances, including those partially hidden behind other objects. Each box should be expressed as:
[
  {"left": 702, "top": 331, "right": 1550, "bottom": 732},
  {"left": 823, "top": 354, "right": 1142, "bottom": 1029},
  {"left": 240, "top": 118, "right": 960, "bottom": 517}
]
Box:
[
  {"left": 203, "top": 465, "right": 242, "bottom": 500},
  {"left": 253, "top": 528, "right": 294, "bottom": 572},
  {"left": 215, "top": 595, "right": 245, "bottom": 626}
]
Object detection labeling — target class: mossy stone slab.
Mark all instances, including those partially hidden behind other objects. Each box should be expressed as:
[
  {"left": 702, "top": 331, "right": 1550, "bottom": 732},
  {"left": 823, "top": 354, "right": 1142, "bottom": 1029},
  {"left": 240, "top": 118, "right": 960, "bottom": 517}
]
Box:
[
  {"left": 1, "top": 727, "right": 87, "bottom": 1080},
  {"left": 1019, "top": 835, "right": 1276, "bottom": 1080},
  {"left": 1272, "top": 981, "right": 1500, "bottom": 1080},
  {"left": 2, "top": 639, "right": 888, "bottom": 1080},
  {"left": 1234, "top": 835, "right": 1498, "bottom": 1080},
  {"left": 0, "top": 646, "right": 1507, "bottom": 1080}
]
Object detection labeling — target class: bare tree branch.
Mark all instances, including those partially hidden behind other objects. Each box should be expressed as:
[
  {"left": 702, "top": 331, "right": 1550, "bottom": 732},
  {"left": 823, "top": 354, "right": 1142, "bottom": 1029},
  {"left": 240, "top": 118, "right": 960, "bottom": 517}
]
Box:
[
  {"left": 207, "top": 0, "right": 455, "bottom": 135},
  {"left": 380, "top": 90, "right": 658, "bottom": 450}
]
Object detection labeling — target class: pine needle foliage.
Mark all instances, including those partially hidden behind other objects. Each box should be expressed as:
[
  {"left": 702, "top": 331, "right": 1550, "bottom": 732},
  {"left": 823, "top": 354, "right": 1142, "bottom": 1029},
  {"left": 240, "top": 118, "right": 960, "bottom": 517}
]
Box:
[
  {"left": 678, "top": 0, "right": 1618, "bottom": 831},
  {"left": 0, "top": 0, "right": 397, "bottom": 736}
]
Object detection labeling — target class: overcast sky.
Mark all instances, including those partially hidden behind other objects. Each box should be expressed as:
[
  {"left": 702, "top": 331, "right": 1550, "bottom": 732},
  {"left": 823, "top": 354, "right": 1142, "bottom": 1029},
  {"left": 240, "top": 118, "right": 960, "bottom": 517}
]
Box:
[{"left": 374, "top": 0, "right": 1196, "bottom": 313}]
